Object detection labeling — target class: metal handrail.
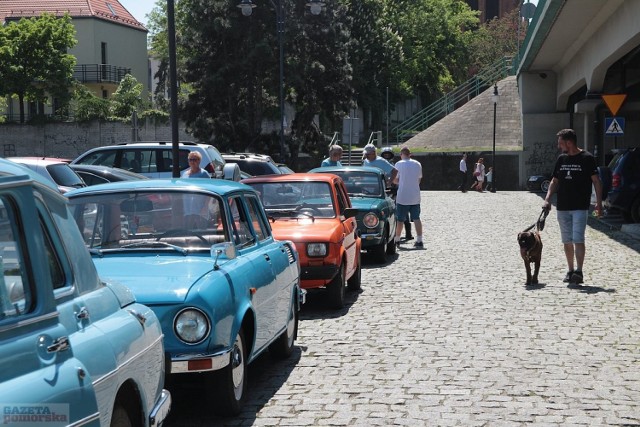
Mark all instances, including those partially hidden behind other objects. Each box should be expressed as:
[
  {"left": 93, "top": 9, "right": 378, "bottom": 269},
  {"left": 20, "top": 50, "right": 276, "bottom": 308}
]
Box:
[
  {"left": 390, "top": 56, "right": 513, "bottom": 144},
  {"left": 328, "top": 131, "right": 340, "bottom": 150}
]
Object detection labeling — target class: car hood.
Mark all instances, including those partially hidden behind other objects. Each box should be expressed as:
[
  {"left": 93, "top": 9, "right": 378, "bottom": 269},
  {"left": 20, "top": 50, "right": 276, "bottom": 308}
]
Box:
[
  {"left": 348, "top": 198, "right": 384, "bottom": 212},
  {"left": 92, "top": 255, "right": 216, "bottom": 304},
  {"left": 270, "top": 218, "right": 346, "bottom": 243}
]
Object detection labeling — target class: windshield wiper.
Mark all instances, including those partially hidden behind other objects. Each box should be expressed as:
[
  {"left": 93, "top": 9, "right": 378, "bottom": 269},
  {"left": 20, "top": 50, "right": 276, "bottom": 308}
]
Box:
[
  {"left": 120, "top": 241, "right": 187, "bottom": 255},
  {"left": 88, "top": 247, "right": 103, "bottom": 257}
]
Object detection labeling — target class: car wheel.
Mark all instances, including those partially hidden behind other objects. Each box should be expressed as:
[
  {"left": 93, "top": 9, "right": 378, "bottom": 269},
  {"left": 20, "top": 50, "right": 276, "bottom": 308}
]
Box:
[
  {"left": 269, "top": 300, "right": 298, "bottom": 359},
  {"left": 541, "top": 179, "right": 551, "bottom": 193},
  {"left": 631, "top": 197, "right": 640, "bottom": 223},
  {"left": 327, "top": 263, "right": 346, "bottom": 309},
  {"left": 110, "top": 402, "right": 133, "bottom": 427},
  {"left": 209, "top": 329, "right": 247, "bottom": 416},
  {"left": 347, "top": 251, "right": 362, "bottom": 291},
  {"left": 370, "top": 235, "right": 387, "bottom": 263},
  {"left": 386, "top": 225, "right": 397, "bottom": 256}
]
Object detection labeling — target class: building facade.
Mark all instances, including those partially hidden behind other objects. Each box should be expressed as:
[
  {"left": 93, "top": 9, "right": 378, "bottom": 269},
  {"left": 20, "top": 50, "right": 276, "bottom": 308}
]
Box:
[{"left": 0, "top": 0, "right": 148, "bottom": 122}]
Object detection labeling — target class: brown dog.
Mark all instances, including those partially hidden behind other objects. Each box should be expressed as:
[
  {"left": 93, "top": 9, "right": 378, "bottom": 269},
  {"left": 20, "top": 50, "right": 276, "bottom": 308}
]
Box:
[{"left": 517, "top": 230, "right": 543, "bottom": 285}]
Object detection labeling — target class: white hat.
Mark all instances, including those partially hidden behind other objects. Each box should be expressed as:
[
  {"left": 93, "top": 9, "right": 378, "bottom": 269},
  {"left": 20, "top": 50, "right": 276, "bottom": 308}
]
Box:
[{"left": 363, "top": 144, "right": 376, "bottom": 154}]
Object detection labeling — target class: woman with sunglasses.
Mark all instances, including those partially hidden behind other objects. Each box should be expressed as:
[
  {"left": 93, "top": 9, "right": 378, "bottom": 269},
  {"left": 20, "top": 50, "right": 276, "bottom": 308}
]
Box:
[{"left": 182, "top": 152, "right": 210, "bottom": 178}]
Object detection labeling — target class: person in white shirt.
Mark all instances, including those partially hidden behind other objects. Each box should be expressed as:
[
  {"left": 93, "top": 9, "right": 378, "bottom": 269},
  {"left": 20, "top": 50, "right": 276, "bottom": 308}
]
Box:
[
  {"left": 393, "top": 146, "right": 424, "bottom": 248},
  {"left": 459, "top": 153, "right": 468, "bottom": 193}
]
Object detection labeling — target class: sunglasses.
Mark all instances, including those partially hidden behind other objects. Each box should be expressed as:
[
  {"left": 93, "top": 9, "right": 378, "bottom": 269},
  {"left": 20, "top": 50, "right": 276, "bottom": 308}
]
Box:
[{"left": 188, "top": 158, "right": 198, "bottom": 161}]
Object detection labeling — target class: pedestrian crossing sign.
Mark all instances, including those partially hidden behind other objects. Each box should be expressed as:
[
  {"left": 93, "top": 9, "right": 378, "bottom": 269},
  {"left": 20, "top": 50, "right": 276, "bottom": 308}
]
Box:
[{"left": 605, "top": 117, "right": 624, "bottom": 136}]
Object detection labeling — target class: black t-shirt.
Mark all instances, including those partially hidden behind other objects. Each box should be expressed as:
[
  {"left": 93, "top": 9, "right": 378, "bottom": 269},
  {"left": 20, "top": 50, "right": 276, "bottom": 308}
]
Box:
[{"left": 552, "top": 150, "right": 597, "bottom": 210}]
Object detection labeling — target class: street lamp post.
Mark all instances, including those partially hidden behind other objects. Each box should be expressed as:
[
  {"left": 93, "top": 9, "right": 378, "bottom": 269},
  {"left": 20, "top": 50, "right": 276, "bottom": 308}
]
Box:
[
  {"left": 491, "top": 83, "right": 499, "bottom": 193},
  {"left": 167, "top": 0, "right": 180, "bottom": 177},
  {"left": 238, "top": 0, "right": 324, "bottom": 163}
]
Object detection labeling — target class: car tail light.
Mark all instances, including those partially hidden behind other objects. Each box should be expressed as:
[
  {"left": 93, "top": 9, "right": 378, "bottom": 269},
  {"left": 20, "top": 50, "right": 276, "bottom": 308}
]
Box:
[
  {"left": 612, "top": 173, "right": 621, "bottom": 189},
  {"left": 204, "top": 163, "right": 215, "bottom": 175}
]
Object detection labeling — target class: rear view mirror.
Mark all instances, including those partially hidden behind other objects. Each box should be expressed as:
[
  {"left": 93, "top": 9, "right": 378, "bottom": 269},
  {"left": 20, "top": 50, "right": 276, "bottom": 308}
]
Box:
[
  {"left": 120, "top": 199, "right": 153, "bottom": 212},
  {"left": 342, "top": 207, "right": 358, "bottom": 219},
  {"left": 276, "top": 186, "right": 293, "bottom": 194}
]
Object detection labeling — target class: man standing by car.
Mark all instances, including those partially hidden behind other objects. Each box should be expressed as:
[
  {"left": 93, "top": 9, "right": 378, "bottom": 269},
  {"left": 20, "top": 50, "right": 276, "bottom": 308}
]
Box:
[
  {"left": 363, "top": 144, "right": 398, "bottom": 188},
  {"left": 393, "top": 147, "right": 423, "bottom": 248},
  {"left": 543, "top": 129, "right": 603, "bottom": 285},
  {"left": 321, "top": 145, "right": 344, "bottom": 167}
]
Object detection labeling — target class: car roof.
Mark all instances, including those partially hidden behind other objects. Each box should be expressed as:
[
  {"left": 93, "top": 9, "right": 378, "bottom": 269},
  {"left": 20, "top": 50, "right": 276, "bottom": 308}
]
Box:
[
  {"left": 69, "top": 164, "right": 148, "bottom": 180},
  {"left": 66, "top": 177, "right": 252, "bottom": 197},
  {"left": 242, "top": 172, "right": 339, "bottom": 184},
  {"left": 222, "top": 153, "right": 274, "bottom": 161},
  {"left": 7, "top": 157, "right": 72, "bottom": 166},
  {"left": 114, "top": 141, "right": 211, "bottom": 147},
  {"left": 0, "top": 159, "right": 65, "bottom": 191},
  {"left": 309, "top": 166, "right": 384, "bottom": 175}
]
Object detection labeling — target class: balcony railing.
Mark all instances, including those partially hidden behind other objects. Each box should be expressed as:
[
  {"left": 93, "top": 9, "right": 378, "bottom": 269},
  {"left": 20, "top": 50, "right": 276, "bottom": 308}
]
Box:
[{"left": 73, "top": 64, "right": 131, "bottom": 84}]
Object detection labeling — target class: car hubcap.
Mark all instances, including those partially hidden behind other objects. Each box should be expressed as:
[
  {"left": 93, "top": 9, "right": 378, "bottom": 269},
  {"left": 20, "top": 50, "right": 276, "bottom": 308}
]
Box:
[{"left": 231, "top": 338, "right": 244, "bottom": 392}]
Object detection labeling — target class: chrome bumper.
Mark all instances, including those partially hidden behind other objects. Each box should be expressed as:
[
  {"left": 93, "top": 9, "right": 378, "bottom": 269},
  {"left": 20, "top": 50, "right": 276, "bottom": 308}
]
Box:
[
  {"left": 299, "top": 288, "right": 307, "bottom": 306},
  {"left": 149, "top": 389, "right": 171, "bottom": 427},
  {"left": 170, "top": 348, "right": 231, "bottom": 374}
]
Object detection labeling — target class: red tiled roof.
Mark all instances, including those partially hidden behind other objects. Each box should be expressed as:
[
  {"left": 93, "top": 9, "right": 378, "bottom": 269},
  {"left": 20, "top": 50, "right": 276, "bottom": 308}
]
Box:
[{"left": 0, "top": 0, "right": 146, "bottom": 31}]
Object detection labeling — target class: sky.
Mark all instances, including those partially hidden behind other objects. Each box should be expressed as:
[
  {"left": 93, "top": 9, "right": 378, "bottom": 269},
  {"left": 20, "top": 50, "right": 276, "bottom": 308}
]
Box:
[{"left": 118, "top": 0, "right": 156, "bottom": 27}]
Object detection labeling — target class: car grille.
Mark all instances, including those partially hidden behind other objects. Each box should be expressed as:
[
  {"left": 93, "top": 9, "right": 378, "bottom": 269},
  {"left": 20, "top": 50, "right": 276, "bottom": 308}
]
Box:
[{"left": 283, "top": 243, "right": 296, "bottom": 264}]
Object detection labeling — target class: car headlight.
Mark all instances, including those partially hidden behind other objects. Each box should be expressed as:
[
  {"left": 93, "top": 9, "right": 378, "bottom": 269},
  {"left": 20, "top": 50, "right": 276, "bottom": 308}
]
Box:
[
  {"left": 363, "top": 212, "right": 379, "bottom": 228},
  {"left": 307, "top": 243, "right": 328, "bottom": 257},
  {"left": 174, "top": 308, "right": 210, "bottom": 344}
]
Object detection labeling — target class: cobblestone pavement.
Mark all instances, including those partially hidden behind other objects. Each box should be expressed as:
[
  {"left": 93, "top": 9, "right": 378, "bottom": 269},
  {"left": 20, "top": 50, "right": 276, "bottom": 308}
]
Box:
[{"left": 165, "top": 191, "right": 640, "bottom": 426}]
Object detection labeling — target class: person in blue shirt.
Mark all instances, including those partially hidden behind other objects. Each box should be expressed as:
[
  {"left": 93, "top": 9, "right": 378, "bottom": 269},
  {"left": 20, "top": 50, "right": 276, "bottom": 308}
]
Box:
[
  {"left": 321, "top": 145, "right": 343, "bottom": 167},
  {"left": 181, "top": 152, "right": 210, "bottom": 178},
  {"left": 362, "top": 144, "right": 397, "bottom": 187}
]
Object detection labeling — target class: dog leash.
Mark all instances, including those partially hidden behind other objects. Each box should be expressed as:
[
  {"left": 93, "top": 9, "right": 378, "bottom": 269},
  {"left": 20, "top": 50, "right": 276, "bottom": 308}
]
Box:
[{"left": 522, "top": 207, "right": 550, "bottom": 233}]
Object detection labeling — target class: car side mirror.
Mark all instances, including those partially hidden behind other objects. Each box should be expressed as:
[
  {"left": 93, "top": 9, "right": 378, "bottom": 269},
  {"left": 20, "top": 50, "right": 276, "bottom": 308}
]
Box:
[
  {"left": 342, "top": 207, "right": 358, "bottom": 219},
  {"left": 211, "top": 242, "right": 237, "bottom": 270},
  {"left": 223, "top": 163, "right": 241, "bottom": 181}
]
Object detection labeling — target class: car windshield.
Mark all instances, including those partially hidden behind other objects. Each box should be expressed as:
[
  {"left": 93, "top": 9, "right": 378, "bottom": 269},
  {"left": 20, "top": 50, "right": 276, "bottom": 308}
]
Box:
[
  {"left": 246, "top": 181, "right": 336, "bottom": 218},
  {"left": 47, "top": 164, "right": 85, "bottom": 188},
  {"left": 232, "top": 159, "right": 281, "bottom": 176},
  {"left": 68, "top": 191, "right": 230, "bottom": 250},
  {"left": 331, "top": 171, "right": 382, "bottom": 197}
]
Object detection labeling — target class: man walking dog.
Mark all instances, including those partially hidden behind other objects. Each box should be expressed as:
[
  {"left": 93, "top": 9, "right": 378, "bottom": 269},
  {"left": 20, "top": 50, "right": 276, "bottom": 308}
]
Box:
[{"left": 542, "top": 129, "right": 602, "bottom": 285}]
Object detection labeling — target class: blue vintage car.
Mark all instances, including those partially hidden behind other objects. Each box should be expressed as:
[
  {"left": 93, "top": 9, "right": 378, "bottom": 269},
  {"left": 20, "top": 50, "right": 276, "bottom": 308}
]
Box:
[
  {"left": 66, "top": 178, "right": 303, "bottom": 416},
  {"left": 310, "top": 166, "right": 397, "bottom": 263},
  {"left": 0, "top": 159, "right": 171, "bottom": 426}
]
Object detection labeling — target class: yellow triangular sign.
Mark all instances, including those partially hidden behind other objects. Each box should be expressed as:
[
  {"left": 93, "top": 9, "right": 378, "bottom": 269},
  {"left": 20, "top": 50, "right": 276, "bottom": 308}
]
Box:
[{"left": 602, "top": 94, "right": 627, "bottom": 115}]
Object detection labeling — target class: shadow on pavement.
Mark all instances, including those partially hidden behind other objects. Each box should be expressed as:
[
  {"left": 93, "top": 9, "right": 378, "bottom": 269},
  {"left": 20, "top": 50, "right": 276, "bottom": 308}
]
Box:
[
  {"left": 164, "top": 347, "right": 303, "bottom": 427},
  {"left": 567, "top": 283, "right": 617, "bottom": 293},
  {"left": 299, "top": 287, "right": 362, "bottom": 320},
  {"left": 525, "top": 283, "right": 547, "bottom": 291}
]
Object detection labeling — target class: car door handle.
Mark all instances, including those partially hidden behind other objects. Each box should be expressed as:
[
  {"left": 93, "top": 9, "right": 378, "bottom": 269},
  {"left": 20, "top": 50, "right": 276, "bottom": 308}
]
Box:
[
  {"left": 76, "top": 307, "right": 90, "bottom": 321},
  {"left": 263, "top": 254, "right": 270, "bottom": 261},
  {"left": 47, "top": 336, "right": 70, "bottom": 353}
]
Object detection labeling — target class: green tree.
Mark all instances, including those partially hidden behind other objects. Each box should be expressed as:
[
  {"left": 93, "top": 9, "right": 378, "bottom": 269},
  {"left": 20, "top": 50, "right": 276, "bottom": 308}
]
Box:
[
  {"left": 346, "top": 0, "right": 404, "bottom": 138},
  {"left": 0, "top": 13, "right": 76, "bottom": 123},
  {"left": 386, "top": 0, "right": 477, "bottom": 105},
  {"left": 468, "top": 8, "right": 524, "bottom": 76},
  {"left": 284, "top": 0, "right": 354, "bottom": 163},
  {"left": 109, "top": 74, "right": 145, "bottom": 120},
  {"left": 71, "top": 83, "right": 110, "bottom": 122}
]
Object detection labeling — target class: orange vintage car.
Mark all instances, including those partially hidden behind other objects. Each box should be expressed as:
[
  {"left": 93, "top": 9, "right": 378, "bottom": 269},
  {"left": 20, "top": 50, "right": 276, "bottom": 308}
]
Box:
[{"left": 243, "top": 173, "right": 361, "bottom": 308}]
